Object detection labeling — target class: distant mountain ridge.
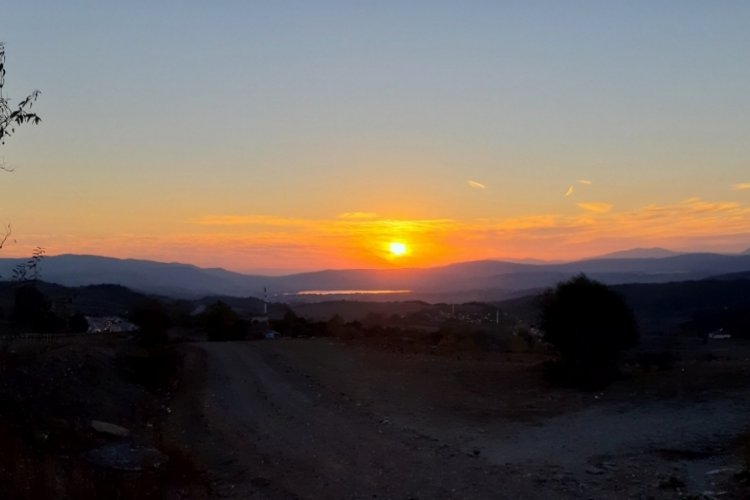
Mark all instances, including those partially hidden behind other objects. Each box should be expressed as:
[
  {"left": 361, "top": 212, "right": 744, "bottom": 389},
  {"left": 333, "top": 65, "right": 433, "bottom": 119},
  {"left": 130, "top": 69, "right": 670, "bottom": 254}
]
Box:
[
  {"left": 0, "top": 254, "right": 269, "bottom": 298},
  {"left": 1, "top": 251, "right": 750, "bottom": 301},
  {"left": 594, "top": 247, "right": 681, "bottom": 259}
]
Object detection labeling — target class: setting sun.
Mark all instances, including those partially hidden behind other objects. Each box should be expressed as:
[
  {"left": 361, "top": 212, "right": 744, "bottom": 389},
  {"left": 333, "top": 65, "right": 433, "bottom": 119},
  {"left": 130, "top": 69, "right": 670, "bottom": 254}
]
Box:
[{"left": 389, "top": 241, "right": 408, "bottom": 257}]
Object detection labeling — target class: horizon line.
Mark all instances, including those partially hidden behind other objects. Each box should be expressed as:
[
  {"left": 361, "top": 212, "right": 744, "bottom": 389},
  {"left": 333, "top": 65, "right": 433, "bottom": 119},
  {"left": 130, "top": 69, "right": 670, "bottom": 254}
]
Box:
[{"left": 0, "top": 247, "right": 748, "bottom": 277}]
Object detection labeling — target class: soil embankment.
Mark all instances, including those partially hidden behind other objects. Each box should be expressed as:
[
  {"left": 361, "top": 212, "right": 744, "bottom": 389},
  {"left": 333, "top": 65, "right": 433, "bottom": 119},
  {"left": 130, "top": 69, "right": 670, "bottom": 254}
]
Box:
[{"left": 0, "top": 335, "right": 209, "bottom": 499}]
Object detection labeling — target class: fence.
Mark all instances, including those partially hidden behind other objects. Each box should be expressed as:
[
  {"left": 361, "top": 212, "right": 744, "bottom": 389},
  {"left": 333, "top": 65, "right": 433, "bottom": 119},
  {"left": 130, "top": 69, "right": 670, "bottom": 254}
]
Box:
[{"left": 0, "top": 331, "right": 109, "bottom": 346}]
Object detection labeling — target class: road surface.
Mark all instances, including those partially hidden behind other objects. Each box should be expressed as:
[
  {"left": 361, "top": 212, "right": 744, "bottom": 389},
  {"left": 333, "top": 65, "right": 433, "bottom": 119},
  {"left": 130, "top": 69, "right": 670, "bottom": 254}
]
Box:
[{"left": 168, "top": 339, "right": 750, "bottom": 499}]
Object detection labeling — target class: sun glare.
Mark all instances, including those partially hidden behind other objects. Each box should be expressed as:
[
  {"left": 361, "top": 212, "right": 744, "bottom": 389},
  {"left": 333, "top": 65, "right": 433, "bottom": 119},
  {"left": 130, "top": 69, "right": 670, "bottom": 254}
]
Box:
[{"left": 389, "top": 241, "right": 408, "bottom": 257}]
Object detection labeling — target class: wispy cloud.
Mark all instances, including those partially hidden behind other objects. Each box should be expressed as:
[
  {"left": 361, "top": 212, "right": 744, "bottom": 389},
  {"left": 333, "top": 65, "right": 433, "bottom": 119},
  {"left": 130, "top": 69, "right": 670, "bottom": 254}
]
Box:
[
  {"left": 337, "top": 212, "right": 378, "bottom": 219},
  {"left": 190, "top": 215, "right": 308, "bottom": 226},
  {"left": 732, "top": 183, "right": 750, "bottom": 191},
  {"left": 679, "top": 197, "right": 741, "bottom": 214},
  {"left": 566, "top": 180, "right": 591, "bottom": 196},
  {"left": 577, "top": 202, "right": 613, "bottom": 213},
  {"left": 468, "top": 180, "right": 486, "bottom": 190}
]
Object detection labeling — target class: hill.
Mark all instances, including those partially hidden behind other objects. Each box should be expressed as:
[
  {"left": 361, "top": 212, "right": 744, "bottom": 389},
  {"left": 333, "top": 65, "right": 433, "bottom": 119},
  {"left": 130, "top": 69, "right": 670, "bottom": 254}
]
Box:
[
  {"left": 2, "top": 251, "right": 750, "bottom": 301},
  {"left": 497, "top": 274, "right": 750, "bottom": 337},
  {"left": 594, "top": 247, "right": 681, "bottom": 259},
  {"left": 0, "top": 255, "right": 269, "bottom": 299},
  {"left": 0, "top": 281, "right": 153, "bottom": 317}
]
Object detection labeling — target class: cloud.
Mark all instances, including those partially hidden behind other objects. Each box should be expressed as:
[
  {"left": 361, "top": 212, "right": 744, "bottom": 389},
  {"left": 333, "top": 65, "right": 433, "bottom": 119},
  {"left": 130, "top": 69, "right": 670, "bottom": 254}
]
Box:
[
  {"left": 566, "top": 180, "right": 592, "bottom": 196},
  {"left": 207, "top": 198, "right": 746, "bottom": 264},
  {"left": 679, "top": 197, "right": 741, "bottom": 213},
  {"left": 45, "top": 196, "right": 748, "bottom": 272},
  {"left": 577, "top": 202, "right": 614, "bottom": 213},
  {"left": 337, "top": 212, "right": 378, "bottom": 219},
  {"left": 732, "top": 183, "right": 750, "bottom": 191},
  {"left": 190, "top": 215, "right": 308, "bottom": 226},
  {"left": 468, "top": 180, "right": 486, "bottom": 190}
]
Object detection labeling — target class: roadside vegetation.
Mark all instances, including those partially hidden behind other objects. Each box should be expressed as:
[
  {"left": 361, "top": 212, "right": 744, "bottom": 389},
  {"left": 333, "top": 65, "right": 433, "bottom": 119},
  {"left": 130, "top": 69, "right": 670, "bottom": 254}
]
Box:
[
  {"left": 0, "top": 333, "right": 208, "bottom": 498},
  {"left": 541, "top": 274, "right": 639, "bottom": 389}
]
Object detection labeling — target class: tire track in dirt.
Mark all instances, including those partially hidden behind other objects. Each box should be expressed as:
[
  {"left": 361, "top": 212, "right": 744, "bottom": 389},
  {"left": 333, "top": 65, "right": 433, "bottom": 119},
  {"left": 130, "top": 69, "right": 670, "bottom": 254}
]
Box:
[
  {"left": 173, "top": 340, "right": 750, "bottom": 498},
  {"left": 190, "top": 341, "right": 559, "bottom": 499}
]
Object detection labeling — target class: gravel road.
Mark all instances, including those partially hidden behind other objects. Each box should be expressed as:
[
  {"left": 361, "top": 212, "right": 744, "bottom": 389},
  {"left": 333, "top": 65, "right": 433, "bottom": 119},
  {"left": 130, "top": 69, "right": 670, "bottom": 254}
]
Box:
[{"left": 170, "top": 339, "right": 750, "bottom": 499}]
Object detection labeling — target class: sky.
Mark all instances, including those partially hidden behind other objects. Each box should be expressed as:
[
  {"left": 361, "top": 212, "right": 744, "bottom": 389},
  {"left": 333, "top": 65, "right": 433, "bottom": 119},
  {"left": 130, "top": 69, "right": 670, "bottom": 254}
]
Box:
[{"left": 1, "top": 1, "right": 749, "bottom": 273}]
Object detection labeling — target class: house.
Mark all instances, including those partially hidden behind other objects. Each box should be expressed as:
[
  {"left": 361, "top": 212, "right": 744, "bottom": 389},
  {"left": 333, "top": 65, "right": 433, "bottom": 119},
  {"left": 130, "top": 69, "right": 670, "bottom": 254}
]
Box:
[
  {"left": 86, "top": 316, "right": 137, "bottom": 334},
  {"left": 707, "top": 328, "right": 731, "bottom": 340}
]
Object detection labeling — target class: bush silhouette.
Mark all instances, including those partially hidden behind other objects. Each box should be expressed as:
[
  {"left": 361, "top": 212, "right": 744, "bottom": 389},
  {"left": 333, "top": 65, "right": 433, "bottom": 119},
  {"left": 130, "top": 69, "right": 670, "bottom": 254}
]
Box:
[
  {"left": 12, "top": 284, "right": 61, "bottom": 332},
  {"left": 68, "top": 312, "right": 90, "bottom": 333},
  {"left": 202, "top": 301, "right": 245, "bottom": 341},
  {"left": 541, "top": 274, "right": 638, "bottom": 388},
  {"left": 128, "top": 299, "right": 170, "bottom": 344}
]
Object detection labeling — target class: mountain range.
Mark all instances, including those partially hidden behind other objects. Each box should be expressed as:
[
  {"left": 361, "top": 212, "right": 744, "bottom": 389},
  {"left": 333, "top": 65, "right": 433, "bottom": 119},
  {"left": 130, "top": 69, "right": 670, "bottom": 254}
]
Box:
[
  {"left": 594, "top": 247, "right": 682, "bottom": 259},
  {"left": 1, "top": 249, "right": 750, "bottom": 301}
]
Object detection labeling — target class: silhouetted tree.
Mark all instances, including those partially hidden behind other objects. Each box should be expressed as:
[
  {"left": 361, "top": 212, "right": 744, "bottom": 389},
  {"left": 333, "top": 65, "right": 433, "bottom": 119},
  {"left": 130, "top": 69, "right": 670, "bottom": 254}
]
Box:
[
  {"left": 12, "top": 283, "right": 62, "bottom": 332},
  {"left": 541, "top": 274, "right": 638, "bottom": 388},
  {"left": 0, "top": 43, "right": 41, "bottom": 250},
  {"left": 68, "top": 312, "right": 90, "bottom": 333},
  {"left": 271, "top": 310, "right": 329, "bottom": 338},
  {"left": 0, "top": 42, "right": 41, "bottom": 147},
  {"left": 326, "top": 314, "right": 346, "bottom": 336},
  {"left": 201, "top": 301, "right": 244, "bottom": 341},
  {"left": 11, "top": 246, "right": 45, "bottom": 282},
  {"left": 128, "top": 299, "right": 170, "bottom": 344}
]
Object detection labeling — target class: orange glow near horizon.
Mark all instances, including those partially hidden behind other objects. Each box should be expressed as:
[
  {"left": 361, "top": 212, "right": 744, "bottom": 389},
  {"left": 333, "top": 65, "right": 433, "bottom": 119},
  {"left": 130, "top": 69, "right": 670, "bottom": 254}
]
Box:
[{"left": 3, "top": 197, "right": 750, "bottom": 273}]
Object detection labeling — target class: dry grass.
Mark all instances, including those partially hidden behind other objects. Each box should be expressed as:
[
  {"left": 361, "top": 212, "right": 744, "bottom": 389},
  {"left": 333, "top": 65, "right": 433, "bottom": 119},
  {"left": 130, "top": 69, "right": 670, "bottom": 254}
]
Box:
[{"left": 0, "top": 335, "right": 209, "bottom": 499}]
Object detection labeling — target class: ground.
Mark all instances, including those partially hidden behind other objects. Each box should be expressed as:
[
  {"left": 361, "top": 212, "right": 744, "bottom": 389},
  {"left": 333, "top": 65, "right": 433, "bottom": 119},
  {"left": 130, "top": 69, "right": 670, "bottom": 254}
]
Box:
[
  {"left": 0, "top": 335, "right": 208, "bottom": 499},
  {"left": 2, "top": 334, "right": 749, "bottom": 499},
  {"left": 168, "top": 337, "right": 750, "bottom": 499}
]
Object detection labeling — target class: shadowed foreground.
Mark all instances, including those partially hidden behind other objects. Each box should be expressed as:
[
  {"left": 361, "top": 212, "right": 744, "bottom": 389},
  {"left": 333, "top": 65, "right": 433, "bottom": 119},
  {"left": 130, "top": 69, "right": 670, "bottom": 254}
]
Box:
[{"left": 168, "top": 339, "right": 750, "bottom": 499}]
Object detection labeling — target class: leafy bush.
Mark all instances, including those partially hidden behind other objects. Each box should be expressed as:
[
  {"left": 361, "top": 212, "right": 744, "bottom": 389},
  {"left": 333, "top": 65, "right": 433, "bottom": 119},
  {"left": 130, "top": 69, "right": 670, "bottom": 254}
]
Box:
[
  {"left": 67, "top": 312, "right": 90, "bottom": 333},
  {"left": 11, "top": 284, "right": 64, "bottom": 332},
  {"left": 541, "top": 274, "right": 638, "bottom": 388},
  {"left": 128, "top": 299, "right": 171, "bottom": 345},
  {"left": 201, "top": 301, "right": 245, "bottom": 341}
]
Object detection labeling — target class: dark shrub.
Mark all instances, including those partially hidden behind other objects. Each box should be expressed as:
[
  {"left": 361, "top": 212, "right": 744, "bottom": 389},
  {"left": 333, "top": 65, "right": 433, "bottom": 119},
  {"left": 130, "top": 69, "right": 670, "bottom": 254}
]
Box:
[
  {"left": 201, "top": 301, "right": 244, "bottom": 341},
  {"left": 541, "top": 274, "right": 639, "bottom": 388},
  {"left": 128, "top": 299, "right": 171, "bottom": 345}
]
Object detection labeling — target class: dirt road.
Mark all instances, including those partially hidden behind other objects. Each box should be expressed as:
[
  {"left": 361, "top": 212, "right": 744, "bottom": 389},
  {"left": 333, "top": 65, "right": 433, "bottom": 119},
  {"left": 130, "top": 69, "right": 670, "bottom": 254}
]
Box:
[
  {"left": 177, "top": 341, "right": 552, "bottom": 499},
  {"left": 171, "top": 339, "right": 750, "bottom": 499}
]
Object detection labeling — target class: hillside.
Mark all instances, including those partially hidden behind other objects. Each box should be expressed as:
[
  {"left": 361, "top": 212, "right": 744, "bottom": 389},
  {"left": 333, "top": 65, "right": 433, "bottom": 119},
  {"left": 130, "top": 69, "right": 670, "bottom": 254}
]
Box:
[
  {"left": 0, "top": 255, "right": 269, "bottom": 299},
  {"left": 497, "top": 275, "right": 750, "bottom": 336},
  {"left": 1, "top": 251, "right": 750, "bottom": 301},
  {"left": 0, "top": 281, "right": 153, "bottom": 317},
  {"left": 594, "top": 247, "right": 681, "bottom": 259}
]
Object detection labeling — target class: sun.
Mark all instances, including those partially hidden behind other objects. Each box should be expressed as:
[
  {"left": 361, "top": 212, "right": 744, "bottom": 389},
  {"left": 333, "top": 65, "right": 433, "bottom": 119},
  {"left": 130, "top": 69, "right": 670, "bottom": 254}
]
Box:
[{"left": 388, "top": 241, "right": 408, "bottom": 257}]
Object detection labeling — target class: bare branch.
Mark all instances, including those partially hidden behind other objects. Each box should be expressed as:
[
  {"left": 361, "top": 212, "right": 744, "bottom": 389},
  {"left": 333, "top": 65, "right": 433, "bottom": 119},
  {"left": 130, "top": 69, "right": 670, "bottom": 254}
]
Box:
[
  {"left": 0, "top": 223, "right": 11, "bottom": 249},
  {"left": 0, "top": 158, "right": 15, "bottom": 172}
]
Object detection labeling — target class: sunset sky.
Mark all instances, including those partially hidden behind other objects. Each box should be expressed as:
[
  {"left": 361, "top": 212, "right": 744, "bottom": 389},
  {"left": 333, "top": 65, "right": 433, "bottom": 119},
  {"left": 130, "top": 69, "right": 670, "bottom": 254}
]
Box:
[{"left": 2, "top": 1, "right": 750, "bottom": 273}]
